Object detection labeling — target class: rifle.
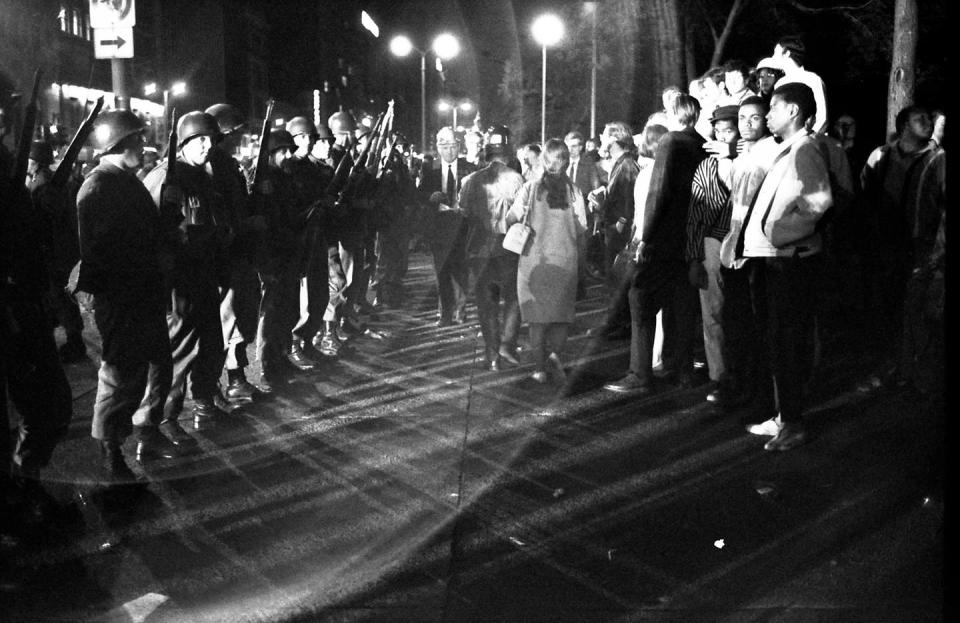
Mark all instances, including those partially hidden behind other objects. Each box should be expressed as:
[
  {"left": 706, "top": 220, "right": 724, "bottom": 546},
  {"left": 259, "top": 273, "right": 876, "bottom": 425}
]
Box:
[
  {"left": 50, "top": 95, "right": 104, "bottom": 188},
  {"left": 326, "top": 110, "right": 385, "bottom": 202},
  {"left": 376, "top": 131, "right": 400, "bottom": 180},
  {"left": 251, "top": 98, "right": 275, "bottom": 195},
  {"left": 365, "top": 100, "right": 394, "bottom": 170},
  {"left": 11, "top": 68, "right": 43, "bottom": 184}
]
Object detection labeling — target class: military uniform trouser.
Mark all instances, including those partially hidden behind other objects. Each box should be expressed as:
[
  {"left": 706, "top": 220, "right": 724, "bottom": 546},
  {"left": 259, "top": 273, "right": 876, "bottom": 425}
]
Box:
[
  {"left": 470, "top": 254, "right": 521, "bottom": 357},
  {"left": 1, "top": 294, "right": 72, "bottom": 476},
  {"left": 136, "top": 286, "right": 223, "bottom": 420},
  {"left": 220, "top": 260, "right": 260, "bottom": 371},
  {"left": 375, "top": 217, "right": 410, "bottom": 304},
  {"left": 323, "top": 244, "right": 347, "bottom": 322},
  {"left": 257, "top": 267, "right": 299, "bottom": 374},
  {"left": 292, "top": 247, "right": 330, "bottom": 344},
  {"left": 339, "top": 230, "right": 368, "bottom": 315}
]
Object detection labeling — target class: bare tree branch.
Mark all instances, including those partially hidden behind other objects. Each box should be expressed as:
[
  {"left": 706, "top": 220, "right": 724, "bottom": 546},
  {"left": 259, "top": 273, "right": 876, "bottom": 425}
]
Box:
[
  {"left": 711, "top": 0, "right": 750, "bottom": 67},
  {"left": 784, "top": 0, "right": 881, "bottom": 13},
  {"left": 692, "top": 0, "right": 720, "bottom": 42}
]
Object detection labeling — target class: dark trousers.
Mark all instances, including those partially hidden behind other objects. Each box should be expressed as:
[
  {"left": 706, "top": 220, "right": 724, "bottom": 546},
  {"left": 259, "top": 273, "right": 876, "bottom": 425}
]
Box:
[
  {"left": 471, "top": 254, "right": 520, "bottom": 358},
  {"left": 292, "top": 240, "right": 330, "bottom": 344},
  {"left": 375, "top": 214, "right": 411, "bottom": 306},
  {"left": 152, "top": 286, "right": 225, "bottom": 417},
  {"left": 432, "top": 224, "right": 469, "bottom": 321},
  {"left": 339, "top": 228, "right": 368, "bottom": 317},
  {"left": 749, "top": 254, "right": 821, "bottom": 424},
  {"left": 1, "top": 295, "right": 72, "bottom": 476},
  {"left": 220, "top": 260, "right": 260, "bottom": 371},
  {"left": 600, "top": 225, "right": 632, "bottom": 329},
  {"left": 257, "top": 267, "right": 299, "bottom": 375},
  {"left": 628, "top": 260, "right": 698, "bottom": 382}
]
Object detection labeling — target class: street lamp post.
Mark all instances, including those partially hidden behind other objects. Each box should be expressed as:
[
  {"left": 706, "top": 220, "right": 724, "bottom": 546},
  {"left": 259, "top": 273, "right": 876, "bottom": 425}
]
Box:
[
  {"left": 390, "top": 33, "right": 460, "bottom": 154},
  {"left": 531, "top": 14, "right": 564, "bottom": 145}
]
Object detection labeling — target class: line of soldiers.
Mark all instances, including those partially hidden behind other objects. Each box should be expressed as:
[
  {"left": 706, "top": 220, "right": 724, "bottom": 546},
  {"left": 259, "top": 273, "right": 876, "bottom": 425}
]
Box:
[{"left": 2, "top": 97, "right": 420, "bottom": 532}]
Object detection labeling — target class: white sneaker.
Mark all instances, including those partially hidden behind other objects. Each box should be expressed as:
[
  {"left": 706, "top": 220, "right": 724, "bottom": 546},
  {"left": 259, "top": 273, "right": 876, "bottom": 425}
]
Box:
[{"left": 746, "top": 416, "right": 782, "bottom": 437}]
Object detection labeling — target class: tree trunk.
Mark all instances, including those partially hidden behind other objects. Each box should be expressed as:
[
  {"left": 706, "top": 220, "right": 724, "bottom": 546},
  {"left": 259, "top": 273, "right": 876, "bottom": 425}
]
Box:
[
  {"left": 650, "top": 0, "right": 684, "bottom": 96},
  {"left": 887, "top": 0, "right": 917, "bottom": 136}
]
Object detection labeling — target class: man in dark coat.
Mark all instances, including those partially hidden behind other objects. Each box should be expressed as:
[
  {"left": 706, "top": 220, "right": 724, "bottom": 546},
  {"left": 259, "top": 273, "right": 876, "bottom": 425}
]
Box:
[
  {"left": 418, "top": 126, "right": 477, "bottom": 325},
  {"left": 605, "top": 94, "right": 706, "bottom": 394}
]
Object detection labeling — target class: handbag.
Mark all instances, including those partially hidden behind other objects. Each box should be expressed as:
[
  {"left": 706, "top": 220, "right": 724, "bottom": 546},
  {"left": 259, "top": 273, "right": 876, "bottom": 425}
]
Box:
[{"left": 502, "top": 184, "right": 535, "bottom": 255}]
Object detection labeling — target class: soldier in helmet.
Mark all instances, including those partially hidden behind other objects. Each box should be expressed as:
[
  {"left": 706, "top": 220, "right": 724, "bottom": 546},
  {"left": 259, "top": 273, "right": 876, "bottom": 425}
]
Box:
[
  {"left": 75, "top": 110, "right": 185, "bottom": 484},
  {"left": 1, "top": 84, "right": 74, "bottom": 526},
  {"left": 205, "top": 103, "right": 265, "bottom": 401},
  {"left": 284, "top": 115, "right": 334, "bottom": 367},
  {"left": 26, "top": 141, "right": 87, "bottom": 363},
  {"left": 310, "top": 123, "right": 335, "bottom": 168},
  {"left": 417, "top": 126, "right": 477, "bottom": 325},
  {"left": 141, "top": 111, "right": 230, "bottom": 427},
  {"left": 253, "top": 128, "right": 300, "bottom": 391},
  {"left": 459, "top": 125, "right": 525, "bottom": 370}
]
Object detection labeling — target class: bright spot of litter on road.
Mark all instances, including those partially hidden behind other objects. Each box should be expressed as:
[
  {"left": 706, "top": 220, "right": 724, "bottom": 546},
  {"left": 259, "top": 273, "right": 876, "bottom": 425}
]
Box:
[
  {"left": 100, "top": 541, "right": 113, "bottom": 551},
  {"left": 552, "top": 488, "right": 565, "bottom": 498},
  {"left": 116, "top": 592, "right": 169, "bottom": 623},
  {"left": 607, "top": 548, "right": 616, "bottom": 560},
  {"left": 508, "top": 536, "right": 526, "bottom": 547},
  {"left": 449, "top": 492, "right": 459, "bottom": 498},
  {"left": 714, "top": 539, "right": 725, "bottom": 549}
]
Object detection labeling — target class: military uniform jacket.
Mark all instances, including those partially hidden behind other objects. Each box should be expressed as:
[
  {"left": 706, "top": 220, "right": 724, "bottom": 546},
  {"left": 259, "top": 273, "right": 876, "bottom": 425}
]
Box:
[{"left": 142, "top": 159, "right": 228, "bottom": 295}]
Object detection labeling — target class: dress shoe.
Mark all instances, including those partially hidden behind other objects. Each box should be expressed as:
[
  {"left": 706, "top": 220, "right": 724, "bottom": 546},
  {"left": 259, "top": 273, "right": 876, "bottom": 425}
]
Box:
[
  {"left": 134, "top": 427, "right": 180, "bottom": 462},
  {"left": 498, "top": 346, "right": 520, "bottom": 366},
  {"left": 436, "top": 318, "right": 454, "bottom": 328},
  {"left": 603, "top": 373, "right": 653, "bottom": 394},
  {"left": 100, "top": 441, "right": 137, "bottom": 482},
  {"left": 225, "top": 377, "right": 257, "bottom": 402},
  {"left": 192, "top": 399, "right": 229, "bottom": 421},
  {"left": 159, "top": 419, "right": 198, "bottom": 449},
  {"left": 706, "top": 383, "right": 751, "bottom": 408},
  {"left": 287, "top": 343, "right": 317, "bottom": 371},
  {"left": 259, "top": 372, "right": 279, "bottom": 394},
  {"left": 531, "top": 370, "right": 548, "bottom": 383},
  {"left": 763, "top": 423, "right": 807, "bottom": 451}
]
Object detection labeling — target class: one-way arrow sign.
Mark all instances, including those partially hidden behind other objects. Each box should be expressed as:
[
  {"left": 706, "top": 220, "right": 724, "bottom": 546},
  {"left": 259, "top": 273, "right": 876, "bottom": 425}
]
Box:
[{"left": 94, "top": 27, "right": 134, "bottom": 59}]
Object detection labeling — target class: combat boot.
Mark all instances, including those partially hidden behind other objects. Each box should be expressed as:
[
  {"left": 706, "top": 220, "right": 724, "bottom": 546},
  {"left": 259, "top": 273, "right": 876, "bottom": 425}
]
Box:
[
  {"left": 315, "top": 321, "right": 342, "bottom": 357},
  {"left": 133, "top": 426, "right": 180, "bottom": 463}
]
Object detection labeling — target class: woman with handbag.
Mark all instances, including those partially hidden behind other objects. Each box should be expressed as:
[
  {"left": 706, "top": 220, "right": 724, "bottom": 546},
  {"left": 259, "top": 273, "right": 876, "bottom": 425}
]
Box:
[{"left": 505, "top": 139, "right": 588, "bottom": 383}]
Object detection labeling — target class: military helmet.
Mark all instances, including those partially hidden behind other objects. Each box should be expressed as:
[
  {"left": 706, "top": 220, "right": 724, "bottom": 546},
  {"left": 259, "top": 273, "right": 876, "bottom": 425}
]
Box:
[
  {"left": 286, "top": 116, "right": 317, "bottom": 138},
  {"left": 483, "top": 124, "right": 512, "bottom": 156},
  {"left": 90, "top": 109, "right": 145, "bottom": 153},
  {"left": 29, "top": 140, "right": 54, "bottom": 165},
  {"left": 315, "top": 123, "right": 333, "bottom": 140},
  {"left": 177, "top": 111, "right": 220, "bottom": 149},
  {"left": 268, "top": 128, "right": 296, "bottom": 153},
  {"left": 204, "top": 103, "right": 245, "bottom": 135},
  {"left": 328, "top": 110, "right": 357, "bottom": 135}
]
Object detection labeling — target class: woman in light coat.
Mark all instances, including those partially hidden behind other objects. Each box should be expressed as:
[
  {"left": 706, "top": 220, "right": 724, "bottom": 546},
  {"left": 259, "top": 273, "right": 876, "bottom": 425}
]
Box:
[{"left": 506, "top": 139, "right": 588, "bottom": 383}]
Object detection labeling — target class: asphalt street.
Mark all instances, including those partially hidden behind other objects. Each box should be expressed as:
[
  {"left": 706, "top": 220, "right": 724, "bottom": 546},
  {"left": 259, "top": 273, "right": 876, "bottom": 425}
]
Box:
[{"left": 1, "top": 252, "right": 945, "bottom": 622}]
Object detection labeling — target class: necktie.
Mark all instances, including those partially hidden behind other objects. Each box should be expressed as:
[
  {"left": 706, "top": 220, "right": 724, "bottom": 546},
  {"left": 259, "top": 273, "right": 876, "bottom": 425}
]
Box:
[
  {"left": 569, "top": 162, "right": 577, "bottom": 181},
  {"left": 446, "top": 166, "right": 455, "bottom": 205}
]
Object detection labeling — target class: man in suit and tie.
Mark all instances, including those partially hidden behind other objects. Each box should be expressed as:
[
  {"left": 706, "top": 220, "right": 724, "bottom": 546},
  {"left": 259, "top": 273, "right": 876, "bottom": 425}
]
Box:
[{"left": 418, "top": 127, "right": 477, "bottom": 326}]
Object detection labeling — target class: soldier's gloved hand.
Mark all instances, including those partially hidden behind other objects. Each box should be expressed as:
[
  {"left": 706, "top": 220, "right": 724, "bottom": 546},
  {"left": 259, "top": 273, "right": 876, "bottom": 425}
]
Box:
[
  {"left": 255, "top": 179, "right": 274, "bottom": 196},
  {"left": 173, "top": 292, "right": 193, "bottom": 316},
  {"left": 429, "top": 191, "right": 446, "bottom": 205}
]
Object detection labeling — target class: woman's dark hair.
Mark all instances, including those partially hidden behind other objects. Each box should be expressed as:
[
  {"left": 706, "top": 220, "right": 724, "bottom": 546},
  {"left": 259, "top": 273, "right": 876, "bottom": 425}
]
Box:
[{"left": 538, "top": 138, "right": 573, "bottom": 209}]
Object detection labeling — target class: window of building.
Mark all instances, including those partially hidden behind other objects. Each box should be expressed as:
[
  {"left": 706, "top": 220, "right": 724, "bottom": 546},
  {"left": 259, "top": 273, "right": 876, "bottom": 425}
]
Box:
[{"left": 58, "top": 1, "right": 92, "bottom": 41}]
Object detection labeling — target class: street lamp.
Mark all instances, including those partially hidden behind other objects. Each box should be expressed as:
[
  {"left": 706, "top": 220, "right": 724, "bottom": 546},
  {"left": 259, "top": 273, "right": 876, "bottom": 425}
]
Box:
[
  {"left": 438, "top": 99, "right": 474, "bottom": 129},
  {"left": 144, "top": 81, "right": 188, "bottom": 140},
  {"left": 390, "top": 32, "right": 460, "bottom": 154},
  {"left": 531, "top": 14, "right": 564, "bottom": 145}
]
